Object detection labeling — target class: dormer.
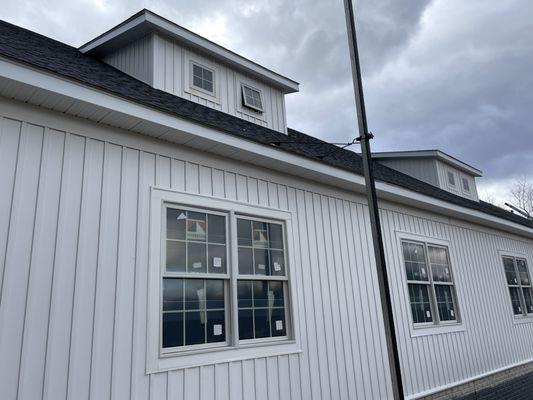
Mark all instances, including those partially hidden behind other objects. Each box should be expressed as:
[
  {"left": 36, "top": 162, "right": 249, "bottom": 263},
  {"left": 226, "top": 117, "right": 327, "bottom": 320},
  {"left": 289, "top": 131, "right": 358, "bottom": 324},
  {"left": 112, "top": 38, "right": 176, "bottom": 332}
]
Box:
[
  {"left": 79, "top": 9, "right": 299, "bottom": 134},
  {"left": 374, "top": 150, "right": 483, "bottom": 201}
]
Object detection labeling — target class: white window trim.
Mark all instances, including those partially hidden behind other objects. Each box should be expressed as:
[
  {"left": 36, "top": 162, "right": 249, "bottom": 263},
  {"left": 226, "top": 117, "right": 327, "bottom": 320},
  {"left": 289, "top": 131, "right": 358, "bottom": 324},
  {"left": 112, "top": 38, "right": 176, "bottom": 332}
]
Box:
[
  {"left": 148, "top": 187, "right": 301, "bottom": 373},
  {"left": 189, "top": 60, "right": 218, "bottom": 100},
  {"left": 498, "top": 249, "right": 533, "bottom": 325},
  {"left": 395, "top": 231, "right": 466, "bottom": 337},
  {"left": 241, "top": 83, "right": 264, "bottom": 112}
]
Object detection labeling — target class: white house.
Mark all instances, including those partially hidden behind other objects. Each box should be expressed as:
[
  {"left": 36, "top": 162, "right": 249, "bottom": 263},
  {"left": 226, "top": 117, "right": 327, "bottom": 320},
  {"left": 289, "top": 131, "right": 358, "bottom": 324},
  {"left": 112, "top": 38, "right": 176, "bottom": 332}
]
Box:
[{"left": 1, "top": 9, "right": 533, "bottom": 400}]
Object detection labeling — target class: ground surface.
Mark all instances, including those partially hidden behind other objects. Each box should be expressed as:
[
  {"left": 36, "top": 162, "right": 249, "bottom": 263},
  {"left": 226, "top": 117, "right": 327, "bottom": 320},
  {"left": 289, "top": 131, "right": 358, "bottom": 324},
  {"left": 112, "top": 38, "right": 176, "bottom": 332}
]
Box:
[{"left": 455, "top": 370, "right": 533, "bottom": 399}]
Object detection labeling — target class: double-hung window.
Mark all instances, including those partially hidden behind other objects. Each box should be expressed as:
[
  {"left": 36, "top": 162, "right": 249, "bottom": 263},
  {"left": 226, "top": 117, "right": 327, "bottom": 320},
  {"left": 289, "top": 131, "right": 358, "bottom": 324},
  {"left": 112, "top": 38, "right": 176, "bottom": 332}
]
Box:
[
  {"left": 161, "top": 204, "right": 291, "bottom": 354},
  {"left": 502, "top": 256, "right": 533, "bottom": 316},
  {"left": 402, "top": 240, "right": 459, "bottom": 326}
]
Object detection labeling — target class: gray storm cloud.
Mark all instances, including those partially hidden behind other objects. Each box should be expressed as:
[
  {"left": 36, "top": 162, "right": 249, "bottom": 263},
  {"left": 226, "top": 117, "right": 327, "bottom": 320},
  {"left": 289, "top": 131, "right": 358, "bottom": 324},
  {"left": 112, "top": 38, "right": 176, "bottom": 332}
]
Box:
[{"left": 1, "top": 0, "right": 532, "bottom": 199}]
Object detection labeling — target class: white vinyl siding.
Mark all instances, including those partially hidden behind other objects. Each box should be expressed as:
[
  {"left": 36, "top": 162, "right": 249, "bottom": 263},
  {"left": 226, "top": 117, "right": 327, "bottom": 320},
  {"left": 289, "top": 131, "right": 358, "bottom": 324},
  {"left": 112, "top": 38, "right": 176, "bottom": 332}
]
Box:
[{"left": 2, "top": 100, "right": 533, "bottom": 399}]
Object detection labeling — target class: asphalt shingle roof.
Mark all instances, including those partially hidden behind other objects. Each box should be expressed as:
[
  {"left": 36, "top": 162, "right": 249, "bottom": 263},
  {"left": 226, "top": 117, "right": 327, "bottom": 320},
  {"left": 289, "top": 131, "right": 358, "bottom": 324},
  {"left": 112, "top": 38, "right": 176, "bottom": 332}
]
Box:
[{"left": 0, "top": 19, "right": 531, "bottom": 229}]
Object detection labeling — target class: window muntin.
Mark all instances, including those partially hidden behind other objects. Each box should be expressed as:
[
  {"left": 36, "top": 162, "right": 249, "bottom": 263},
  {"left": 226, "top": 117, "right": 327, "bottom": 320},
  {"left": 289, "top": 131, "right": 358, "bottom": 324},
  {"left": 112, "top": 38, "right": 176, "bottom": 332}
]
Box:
[
  {"left": 162, "top": 205, "right": 290, "bottom": 352},
  {"left": 402, "top": 240, "right": 459, "bottom": 326},
  {"left": 237, "top": 217, "right": 289, "bottom": 341},
  {"left": 241, "top": 85, "right": 264, "bottom": 112},
  {"left": 502, "top": 256, "right": 533, "bottom": 316},
  {"left": 192, "top": 63, "right": 214, "bottom": 94}
]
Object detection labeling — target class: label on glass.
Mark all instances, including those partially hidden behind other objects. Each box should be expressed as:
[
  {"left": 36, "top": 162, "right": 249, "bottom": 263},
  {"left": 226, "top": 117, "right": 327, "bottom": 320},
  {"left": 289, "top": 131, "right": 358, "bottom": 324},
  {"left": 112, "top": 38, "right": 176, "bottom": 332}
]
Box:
[
  {"left": 274, "top": 262, "right": 281, "bottom": 272},
  {"left": 258, "top": 263, "right": 265, "bottom": 270},
  {"left": 213, "top": 324, "right": 222, "bottom": 336},
  {"left": 426, "top": 310, "right": 431, "bottom": 318},
  {"left": 275, "top": 320, "right": 283, "bottom": 331},
  {"left": 450, "top": 309, "right": 455, "bottom": 317},
  {"left": 213, "top": 257, "right": 222, "bottom": 268},
  {"left": 193, "top": 262, "right": 203, "bottom": 269}
]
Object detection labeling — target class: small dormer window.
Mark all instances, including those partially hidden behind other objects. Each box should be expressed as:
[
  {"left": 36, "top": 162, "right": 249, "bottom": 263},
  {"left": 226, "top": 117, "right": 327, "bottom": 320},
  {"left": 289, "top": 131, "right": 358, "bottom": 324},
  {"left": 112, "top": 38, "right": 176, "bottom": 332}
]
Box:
[
  {"left": 192, "top": 63, "right": 214, "bottom": 94},
  {"left": 447, "top": 171, "right": 456, "bottom": 186},
  {"left": 462, "top": 177, "right": 470, "bottom": 192},
  {"left": 242, "top": 85, "right": 263, "bottom": 112}
]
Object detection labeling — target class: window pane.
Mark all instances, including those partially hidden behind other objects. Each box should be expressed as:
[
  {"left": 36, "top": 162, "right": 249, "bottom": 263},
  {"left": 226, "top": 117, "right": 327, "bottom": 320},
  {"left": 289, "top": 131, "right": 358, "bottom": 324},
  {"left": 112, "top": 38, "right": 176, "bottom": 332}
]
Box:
[
  {"left": 238, "top": 309, "right": 254, "bottom": 339},
  {"left": 185, "top": 279, "right": 204, "bottom": 310},
  {"left": 162, "top": 312, "right": 183, "bottom": 348},
  {"left": 254, "top": 248, "right": 269, "bottom": 275},
  {"left": 254, "top": 308, "right": 270, "bottom": 338},
  {"left": 206, "top": 280, "right": 224, "bottom": 309},
  {"left": 402, "top": 242, "right": 428, "bottom": 281},
  {"left": 237, "top": 219, "right": 252, "bottom": 246},
  {"left": 509, "top": 287, "right": 523, "bottom": 315},
  {"left": 271, "top": 308, "right": 286, "bottom": 337},
  {"left": 208, "top": 244, "right": 226, "bottom": 274},
  {"left": 238, "top": 247, "right": 254, "bottom": 275},
  {"left": 163, "top": 278, "right": 183, "bottom": 311},
  {"left": 270, "top": 250, "right": 285, "bottom": 276},
  {"left": 204, "top": 80, "right": 214, "bottom": 93},
  {"left": 435, "top": 285, "right": 456, "bottom": 321},
  {"left": 252, "top": 221, "right": 269, "bottom": 248},
  {"left": 193, "top": 64, "right": 202, "bottom": 78},
  {"left": 206, "top": 310, "right": 225, "bottom": 343},
  {"left": 187, "top": 212, "right": 206, "bottom": 241},
  {"left": 268, "top": 223, "right": 284, "bottom": 249},
  {"left": 253, "top": 280, "right": 268, "bottom": 307},
  {"left": 187, "top": 242, "right": 206, "bottom": 273},
  {"left": 185, "top": 311, "right": 205, "bottom": 345},
  {"left": 447, "top": 171, "right": 455, "bottom": 185},
  {"left": 167, "top": 208, "right": 186, "bottom": 240},
  {"left": 503, "top": 257, "right": 519, "bottom": 285},
  {"left": 517, "top": 259, "right": 531, "bottom": 286},
  {"left": 193, "top": 75, "right": 203, "bottom": 88},
  {"left": 428, "top": 246, "right": 452, "bottom": 283},
  {"left": 237, "top": 280, "right": 253, "bottom": 308},
  {"left": 408, "top": 284, "right": 433, "bottom": 323},
  {"left": 166, "top": 240, "right": 186, "bottom": 272},
  {"left": 208, "top": 214, "right": 225, "bottom": 244},
  {"left": 523, "top": 288, "right": 533, "bottom": 314},
  {"left": 269, "top": 281, "right": 285, "bottom": 307},
  {"left": 203, "top": 68, "right": 213, "bottom": 83}
]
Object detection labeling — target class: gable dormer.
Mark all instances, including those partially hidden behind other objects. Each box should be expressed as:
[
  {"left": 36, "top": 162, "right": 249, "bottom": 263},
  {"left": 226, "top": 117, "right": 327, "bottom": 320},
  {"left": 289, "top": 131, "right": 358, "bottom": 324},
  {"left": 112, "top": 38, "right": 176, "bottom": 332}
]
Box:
[
  {"left": 79, "top": 9, "right": 298, "bottom": 134},
  {"left": 374, "top": 150, "right": 483, "bottom": 201}
]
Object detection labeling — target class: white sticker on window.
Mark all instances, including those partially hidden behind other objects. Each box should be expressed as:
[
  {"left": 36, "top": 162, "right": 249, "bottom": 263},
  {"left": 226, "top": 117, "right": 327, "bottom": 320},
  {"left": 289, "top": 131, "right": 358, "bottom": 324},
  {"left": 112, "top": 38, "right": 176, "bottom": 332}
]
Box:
[
  {"left": 426, "top": 310, "right": 431, "bottom": 318},
  {"left": 274, "top": 262, "right": 281, "bottom": 272},
  {"left": 450, "top": 310, "right": 455, "bottom": 317},
  {"left": 421, "top": 267, "right": 426, "bottom": 275},
  {"left": 177, "top": 212, "right": 186, "bottom": 220},
  {"left": 258, "top": 264, "right": 265, "bottom": 270},
  {"left": 213, "top": 257, "right": 222, "bottom": 268},
  {"left": 193, "top": 262, "right": 203, "bottom": 269},
  {"left": 213, "top": 324, "right": 222, "bottom": 336},
  {"left": 518, "top": 307, "right": 521, "bottom": 312},
  {"left": 275, "top": 320, "right": 283, "bottom": 331}
]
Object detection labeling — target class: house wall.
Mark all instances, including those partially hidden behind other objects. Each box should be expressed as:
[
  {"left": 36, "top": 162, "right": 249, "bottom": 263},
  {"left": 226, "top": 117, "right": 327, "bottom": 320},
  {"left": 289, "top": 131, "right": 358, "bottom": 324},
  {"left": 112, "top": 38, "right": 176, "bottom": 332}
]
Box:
[
  {"left": 377, "top": 158, "right": 440, "bottom": 187},
  {"left": 102, "top": 34, "right": 154, "bottom": 86},
  {"left": 1, "top": 100, "right": 533, "bottom": 400},
  {"left": 152, "top": 33, "right": 287, "bottom": 134},
  {"left": 436, "top": 160, "right": 479, "bottom": 201}
]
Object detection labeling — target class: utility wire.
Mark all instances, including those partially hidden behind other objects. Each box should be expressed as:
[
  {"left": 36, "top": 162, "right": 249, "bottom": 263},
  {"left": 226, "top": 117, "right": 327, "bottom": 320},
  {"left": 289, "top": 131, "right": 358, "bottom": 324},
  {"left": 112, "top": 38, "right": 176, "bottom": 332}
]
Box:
[{"left": 271, "top": 137, "right": 359, "bottom": 159}]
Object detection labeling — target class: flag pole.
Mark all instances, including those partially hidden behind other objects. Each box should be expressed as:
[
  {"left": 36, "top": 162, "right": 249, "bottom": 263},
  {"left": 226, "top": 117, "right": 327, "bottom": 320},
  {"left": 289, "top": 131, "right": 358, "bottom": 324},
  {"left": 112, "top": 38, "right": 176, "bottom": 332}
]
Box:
[{"left": 342, "top": 1, "right": 404, "bottom": 398}]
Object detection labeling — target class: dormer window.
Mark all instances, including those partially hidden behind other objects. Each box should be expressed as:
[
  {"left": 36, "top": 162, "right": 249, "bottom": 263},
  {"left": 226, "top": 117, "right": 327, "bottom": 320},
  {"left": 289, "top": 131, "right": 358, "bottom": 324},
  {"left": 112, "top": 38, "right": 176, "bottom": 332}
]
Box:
[
  {"left": 462, "top": 177, "right": 470, "bottom": 192},
  {"left": 242, "top": 84, "right": 263, "bottom": 112},
  {"left": 447, "top": 171, "right": 456, "bottom": 186},
  {"left": 192, "top": 63, "right": 214, "bottom": 94}
]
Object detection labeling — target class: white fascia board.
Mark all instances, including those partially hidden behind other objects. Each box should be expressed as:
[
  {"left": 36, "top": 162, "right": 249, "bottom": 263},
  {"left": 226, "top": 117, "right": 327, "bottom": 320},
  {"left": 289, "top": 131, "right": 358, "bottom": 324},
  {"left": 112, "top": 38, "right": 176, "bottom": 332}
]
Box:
[
  {"left": 0, "top": 55, "right": 530, "bottom": 238},
  {"left": 79, "top": 10, "right": 299, "bottom": 94}
]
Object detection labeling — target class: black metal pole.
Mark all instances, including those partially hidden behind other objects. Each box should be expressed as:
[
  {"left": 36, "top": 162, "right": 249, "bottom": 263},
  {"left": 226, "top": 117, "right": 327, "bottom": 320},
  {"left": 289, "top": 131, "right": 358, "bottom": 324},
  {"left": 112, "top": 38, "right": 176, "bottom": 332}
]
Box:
[{"left": 342, "top": 1, "right": 404, "bottom": 399}]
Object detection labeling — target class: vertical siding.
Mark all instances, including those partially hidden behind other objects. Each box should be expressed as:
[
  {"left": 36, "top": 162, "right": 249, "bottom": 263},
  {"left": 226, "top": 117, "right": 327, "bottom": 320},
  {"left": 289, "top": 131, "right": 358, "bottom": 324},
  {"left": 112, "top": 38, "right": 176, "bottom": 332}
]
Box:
[
  {"left": 378, "top": 158, "right": 439, "bottom": 187},
  {"left": 103, "top": 34, "right": 154, "bottom": 86},
  {"left": 1, "top": 106, "right": 533, "bottom": 400},
  {"left": 151, "top": 34, "right": 287, "bottom": 134}
]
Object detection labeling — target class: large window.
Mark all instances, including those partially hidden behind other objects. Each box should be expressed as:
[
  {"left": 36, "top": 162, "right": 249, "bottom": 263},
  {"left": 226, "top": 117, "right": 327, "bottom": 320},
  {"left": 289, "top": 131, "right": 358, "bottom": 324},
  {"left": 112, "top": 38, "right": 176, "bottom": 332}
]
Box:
[
  {"left": 402, "top": 240, "right": 459, "bottom": 326},
  {"left": 161, "top": 205, "right": 290, "bottom": 352},
  {"left": 502, "top": 256, "right": 533, "bottom": 316}
]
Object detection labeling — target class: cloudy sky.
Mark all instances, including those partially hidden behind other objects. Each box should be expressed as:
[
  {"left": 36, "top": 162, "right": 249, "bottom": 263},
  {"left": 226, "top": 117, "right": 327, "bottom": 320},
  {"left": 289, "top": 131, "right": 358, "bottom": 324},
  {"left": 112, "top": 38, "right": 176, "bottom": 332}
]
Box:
[{"left": 2, "top": 0, "right": 532, "bottom": 203}]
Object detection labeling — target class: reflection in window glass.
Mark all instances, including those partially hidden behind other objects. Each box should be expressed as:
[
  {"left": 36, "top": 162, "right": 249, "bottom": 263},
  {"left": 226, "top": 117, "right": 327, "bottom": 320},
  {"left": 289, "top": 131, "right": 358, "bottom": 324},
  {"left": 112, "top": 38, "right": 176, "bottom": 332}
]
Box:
[
  {"left": 192, "top": 63, "right": 214, "bottom": 94},
  {"left": 502, "top": 256, "right": 533, "bottom": 316}
]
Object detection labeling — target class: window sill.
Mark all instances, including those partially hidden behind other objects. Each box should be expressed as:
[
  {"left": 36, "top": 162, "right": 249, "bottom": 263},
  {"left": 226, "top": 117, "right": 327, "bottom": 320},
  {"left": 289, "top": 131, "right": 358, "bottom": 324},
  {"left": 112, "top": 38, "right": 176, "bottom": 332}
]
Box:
[
  {"left": 512, "top": 315, "right": 533, "bottom": 325},
  {"left": 410, "top": 322, "right": 465, "bottom": 337},
  {"left": 150, "top": 340, "right": 301, "bottom": 373}
]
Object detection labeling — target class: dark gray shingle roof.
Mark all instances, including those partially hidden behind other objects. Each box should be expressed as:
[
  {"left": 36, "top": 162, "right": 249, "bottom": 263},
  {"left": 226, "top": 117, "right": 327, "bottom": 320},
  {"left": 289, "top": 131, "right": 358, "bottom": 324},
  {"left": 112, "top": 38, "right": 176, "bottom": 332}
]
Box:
[{"left": 0, "top": 19, "right": 531, "bottom": 229}]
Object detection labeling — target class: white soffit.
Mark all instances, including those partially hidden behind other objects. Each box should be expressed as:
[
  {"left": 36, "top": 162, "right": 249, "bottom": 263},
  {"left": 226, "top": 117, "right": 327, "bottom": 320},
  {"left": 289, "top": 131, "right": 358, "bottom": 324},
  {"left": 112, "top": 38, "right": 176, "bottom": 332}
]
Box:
[{"left": 79, "top": 9, "right": 299, "bottom": 94}]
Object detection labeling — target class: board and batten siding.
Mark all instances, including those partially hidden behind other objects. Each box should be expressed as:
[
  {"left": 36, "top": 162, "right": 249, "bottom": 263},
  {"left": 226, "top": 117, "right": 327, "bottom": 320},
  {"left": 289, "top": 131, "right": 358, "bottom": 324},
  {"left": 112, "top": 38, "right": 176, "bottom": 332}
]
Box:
[
  {"left": 376, "top": 158, "right": 440, "bottom": 188},
  {"left": 1, "top": 101, "right": 533, "bottom": 400},
  {"left": 435, "top": 160, "right": 479, "bottom": 201}
]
